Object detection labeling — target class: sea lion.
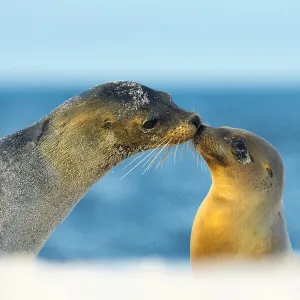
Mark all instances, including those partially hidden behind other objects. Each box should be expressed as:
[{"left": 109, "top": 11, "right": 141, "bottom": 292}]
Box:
[
  {"left": 190, "top": 125, "right": 292, "bottom": 264},
  {"left": 0, "top": 81, "right": 201, "bottom": 256}
]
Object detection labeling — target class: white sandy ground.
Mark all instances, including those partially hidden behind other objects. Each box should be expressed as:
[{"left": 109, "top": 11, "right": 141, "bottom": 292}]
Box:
[{"left": 1, "top": 257, "right": 300, "bottom": 300}]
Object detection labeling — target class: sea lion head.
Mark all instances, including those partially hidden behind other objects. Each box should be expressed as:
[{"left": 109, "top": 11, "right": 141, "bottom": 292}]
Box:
[
  {"left": 193, "top": 125, "right": 284, "bottom": 202},
  {"left": 60, "top": 81, "right": 201, "bottom": 154},
  {"left": 40, "top": 81, "right": 201, "bottom": 184}
]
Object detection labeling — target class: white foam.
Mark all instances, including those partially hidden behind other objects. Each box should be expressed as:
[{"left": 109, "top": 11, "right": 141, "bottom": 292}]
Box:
[
  {"left": 1, "top": 257, "right": 300, "bottom": 300},
  {"left": 113, "top": 81, "right": 150, "bottom": 108}
]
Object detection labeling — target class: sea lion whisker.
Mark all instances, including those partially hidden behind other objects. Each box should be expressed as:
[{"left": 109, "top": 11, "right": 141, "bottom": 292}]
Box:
[
  {"left": 194, "top": 149, "right": 205, "bottom": 171},
  {"left": 180, "top": 143, "right": 184, "bottom": 161},
  {"left": 188, "top": 141, "right": 196, "bottom": 161},
  {"left": 184, "top": 142, "right": 191, "bottom": 162},
  {"left": 122, "top": 151, "right": 147, "bottom": 170},
  {"left": 173, "top": 143, "right": 179, "bottom": 164},
  {"left": 184, "top": 141, "right": 191, "bottom": 162},
  {"left": 143, "top": 153, "right": 161, "bottom": 174},
  {"left": 200, "top": 154, "right": 203, "bottom": 170},
  {"left": 184, "top": 142, "right": 188, "bottom": 161},
  {"left": 120, "top": 139, "right": 168, "bottom": 180},
  {"left": 156, "top": 143, "right": 172, "bottom": 169},
  {"left": 187, "top": 141, "right": 191, "bottom": 153},
  {"left": 141, "top": 148, "right": 160, "bottom": 169},
  {"left": 144, "top": 140, "right": 171, "bottom": 173},
  {"left": 121, "top": 147, "right": 161, "bottom": 180},
  {"left": 201, "top": 155, "right": 206, "bottom": 172},
  {"left": 143, "top": 140, "right": 171, "bottom": 174},
  {"left": 160, "top": 146, "right": 174, "bottom": 169},
  {"left": 121, "top": 137, "right": 167, "bottom": 170}
]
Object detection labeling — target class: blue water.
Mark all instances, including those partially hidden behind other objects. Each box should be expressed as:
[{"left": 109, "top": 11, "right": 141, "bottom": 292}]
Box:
[{"left": 0, "top": 84, "right": 300, "bottom": 261}]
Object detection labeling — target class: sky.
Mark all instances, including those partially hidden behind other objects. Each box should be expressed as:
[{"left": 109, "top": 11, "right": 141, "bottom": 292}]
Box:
[{"left": 1, "top": 0, "right": 300, "bottom": 84}]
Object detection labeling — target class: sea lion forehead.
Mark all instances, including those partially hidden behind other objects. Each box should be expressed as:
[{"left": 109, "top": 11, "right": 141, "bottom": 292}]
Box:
[
  {"left": 220, "top": 126, "right": 253, "bottom": 138},
  {"left": 63, "top": 81, "right": 173, "bottom": 113},
  {"left": 94, "top": 81, "right": 172, "bottom": 107},
  {"left": 101, "top": 81, "right": 150, "bottom": 105}
]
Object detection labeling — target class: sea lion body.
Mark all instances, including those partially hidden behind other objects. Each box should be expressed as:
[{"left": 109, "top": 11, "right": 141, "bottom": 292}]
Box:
[
  {"left": 0, "top": 81, "right": 200, "bottom": 255},
  {"left": 190, "top": 125, "right": 292, "bottom": 264}
]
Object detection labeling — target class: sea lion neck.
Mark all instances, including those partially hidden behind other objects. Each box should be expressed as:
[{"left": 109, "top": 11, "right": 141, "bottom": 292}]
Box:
[
  {"left": 208, "top": 169, "right": 246, "bottom": 202},
  {"left": 38, "top": 116, "right": 125, "bottom": 191}
]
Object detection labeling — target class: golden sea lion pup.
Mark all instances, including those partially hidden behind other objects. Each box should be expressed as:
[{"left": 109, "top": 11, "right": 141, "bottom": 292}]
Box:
[{"left": 190, "top": 125, "right": 292, "bottom": 265}]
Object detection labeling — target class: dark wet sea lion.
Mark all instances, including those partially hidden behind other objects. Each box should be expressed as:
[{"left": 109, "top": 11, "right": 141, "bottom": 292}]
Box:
[{"left": 0, "top": 81, "right": 201, "bottom": 255}]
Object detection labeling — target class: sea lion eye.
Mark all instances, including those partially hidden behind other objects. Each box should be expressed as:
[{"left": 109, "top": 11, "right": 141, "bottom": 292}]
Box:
[
  {"left": 232, "top": 139, "right": 247, "bottom": 152},
  {"left": 142, "top": 118, "right": 159, "bottom": 130},
  {"left": 225, "top": 136, "right": 247, "bottom": 152},
  {"left": 226, "top": 136, "right": 251, "bottom": 165}
]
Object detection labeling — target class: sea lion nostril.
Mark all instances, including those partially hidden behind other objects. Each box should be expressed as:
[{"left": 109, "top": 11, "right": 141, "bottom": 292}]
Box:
[{"left": 190, "top": 115, "right": 201, "bottom": 129}]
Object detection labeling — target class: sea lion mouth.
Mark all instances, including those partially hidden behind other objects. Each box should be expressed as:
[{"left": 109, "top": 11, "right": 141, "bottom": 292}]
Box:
[{"left": 193, "top": 125, "right": 229, "bottom": 167}]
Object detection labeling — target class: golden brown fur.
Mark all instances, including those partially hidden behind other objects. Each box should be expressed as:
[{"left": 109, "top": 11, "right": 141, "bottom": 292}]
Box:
[{"left": 190, "top": 126, "right": 292, "bottom": 265}]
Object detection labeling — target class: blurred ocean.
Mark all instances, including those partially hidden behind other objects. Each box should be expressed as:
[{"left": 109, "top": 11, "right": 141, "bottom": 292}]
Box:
[{"left": 0, "top": 83, "right": 299, "bottom": 262}]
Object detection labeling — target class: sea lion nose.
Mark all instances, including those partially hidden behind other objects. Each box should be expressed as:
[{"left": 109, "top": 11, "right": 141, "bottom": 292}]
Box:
[{"left": 189, "top": 114, "right": 201, "bottom": 129}]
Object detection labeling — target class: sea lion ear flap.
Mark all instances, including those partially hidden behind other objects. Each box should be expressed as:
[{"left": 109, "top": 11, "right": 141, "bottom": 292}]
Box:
[{"left": 264, "top": 162, "right": 273, "bottom": 178}]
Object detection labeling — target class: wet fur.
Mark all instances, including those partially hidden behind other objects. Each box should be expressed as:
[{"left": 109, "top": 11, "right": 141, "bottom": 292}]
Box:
[{"left": 0, "top": 81, "right": 199, "bottom": 255}]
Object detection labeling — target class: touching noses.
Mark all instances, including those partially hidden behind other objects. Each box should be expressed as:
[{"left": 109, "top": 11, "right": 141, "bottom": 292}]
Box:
[{"left": 189, "top": 114, "right": 201, "bottom": 130}]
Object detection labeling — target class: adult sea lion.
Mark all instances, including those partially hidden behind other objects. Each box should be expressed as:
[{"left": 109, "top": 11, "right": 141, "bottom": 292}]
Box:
[
  {"left": 0, "top": 81, "right": 201, "bottom": 255},
  {"left": 190, "top": 125, "right": 292, "bottom": 264}
]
